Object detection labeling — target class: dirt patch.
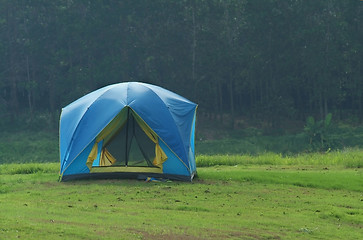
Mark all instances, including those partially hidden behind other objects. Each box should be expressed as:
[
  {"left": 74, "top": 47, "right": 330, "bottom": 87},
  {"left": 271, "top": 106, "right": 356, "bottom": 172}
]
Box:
[
  {"left": 41, "top": 181, "right": 59, "bottom": 187},
  {"left": 193, "top": 178, "right": 226, "bottom": 185},
  {"left": 128, "top": 227, "right": 280, "bottom": 240},
  {"left": 129, "top": 228, "right": 206, "bottom": 240}
]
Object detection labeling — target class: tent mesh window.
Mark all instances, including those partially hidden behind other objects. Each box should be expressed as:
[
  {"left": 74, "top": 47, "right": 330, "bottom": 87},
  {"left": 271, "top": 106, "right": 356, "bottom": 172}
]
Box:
[{"left": 104, "top": 110, "right": 155, "bottom": 167}]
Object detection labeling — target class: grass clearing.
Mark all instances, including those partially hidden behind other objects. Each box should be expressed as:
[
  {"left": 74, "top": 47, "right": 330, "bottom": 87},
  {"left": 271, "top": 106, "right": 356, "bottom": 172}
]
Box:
[
  {"left": 1, "top": 161, "right": 362, "bottom": 239},
  {"left": 1, "top": 130, "right": 362, "bottom": 239},
  {"left": 198, "top": 165, "right": 362, "bottom": 192}
]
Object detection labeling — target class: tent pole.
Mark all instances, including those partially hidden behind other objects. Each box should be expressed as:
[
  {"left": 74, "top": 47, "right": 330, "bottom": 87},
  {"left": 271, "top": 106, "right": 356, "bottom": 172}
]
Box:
[{"left": 125, "top": 107, "right": 130, "bottom": 167}]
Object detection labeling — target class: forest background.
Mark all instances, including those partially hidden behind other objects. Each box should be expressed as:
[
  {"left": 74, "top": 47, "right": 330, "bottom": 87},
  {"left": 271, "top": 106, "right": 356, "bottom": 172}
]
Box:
[{"left": 0, "top": 0, "right": 362, "bottom": 155}]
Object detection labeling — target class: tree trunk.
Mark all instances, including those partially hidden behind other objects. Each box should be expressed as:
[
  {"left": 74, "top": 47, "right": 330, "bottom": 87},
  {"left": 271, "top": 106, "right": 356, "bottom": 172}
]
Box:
[
  {"left": 192, "top": 6, "right": 196, "bottom": 85},
  {"left": 6, "top": 2, "right": 19, "bottom": 119},
  {"left": 26, "top": 56, "right": 33, "bottom": 120},
  {"left": 229, "top": 78, "right": 235, "bottom": 128},
  {"left": 324, "top": 93, "right": 328, "bottom": 119},
  {"left": 218, "top": 81, "right": 223, "bottom": 123},
  {"left": 319, "top": 92, "right": 324, "bottom": 121}
]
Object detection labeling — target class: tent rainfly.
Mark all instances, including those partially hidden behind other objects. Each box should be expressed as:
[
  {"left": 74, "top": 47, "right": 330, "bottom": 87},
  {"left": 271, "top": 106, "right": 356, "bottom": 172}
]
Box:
[{"left": 59, "top": 82, "right": 198, "bottom": 181}]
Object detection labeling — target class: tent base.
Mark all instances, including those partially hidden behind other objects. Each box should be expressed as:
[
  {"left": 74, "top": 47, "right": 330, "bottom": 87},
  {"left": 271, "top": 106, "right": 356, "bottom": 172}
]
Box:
[
  {"left": 60, "top": 171, "right": 195, "bottom": 182},
  {"left": 90, "top": 166, "right": 163, "bottom": 173}
]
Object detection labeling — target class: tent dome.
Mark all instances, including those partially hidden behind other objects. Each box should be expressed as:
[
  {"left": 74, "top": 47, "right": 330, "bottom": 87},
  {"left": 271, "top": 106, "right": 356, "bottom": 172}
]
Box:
[{"left": 59, "top": 82, "right": 198, "bottom": 181}]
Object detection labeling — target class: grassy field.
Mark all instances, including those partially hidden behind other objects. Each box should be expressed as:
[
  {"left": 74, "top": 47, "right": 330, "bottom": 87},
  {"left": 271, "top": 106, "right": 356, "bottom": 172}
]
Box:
[
  {"left": 0, "top": 129, "right": 362, "bottom": 239},
  {"left": 197, "top": 149, "right": 363, "bottom": 168},
  {"left": 1, "top": 153, "right": 362, "bottom": 240}
]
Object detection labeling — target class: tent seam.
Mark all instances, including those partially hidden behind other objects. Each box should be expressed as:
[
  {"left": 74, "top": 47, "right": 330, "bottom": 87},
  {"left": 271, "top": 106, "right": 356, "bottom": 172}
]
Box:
[
  {"left": 140, "top": 84, "right": 192, "bottom": 165},
  {"left": 130, "top": 108, "right": 191, "bottom": 171}
]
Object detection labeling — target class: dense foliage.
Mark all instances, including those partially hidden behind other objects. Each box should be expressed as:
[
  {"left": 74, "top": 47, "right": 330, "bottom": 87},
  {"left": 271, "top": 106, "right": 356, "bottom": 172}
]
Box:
[{"left": 0, "top": 0, "right": 362, "bottom": 129}]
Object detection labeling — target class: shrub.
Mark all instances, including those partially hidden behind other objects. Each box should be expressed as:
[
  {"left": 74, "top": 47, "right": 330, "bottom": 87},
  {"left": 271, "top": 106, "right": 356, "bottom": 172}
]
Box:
[{"left": 304, "top": 113, "right": 334, "bottom": 151}]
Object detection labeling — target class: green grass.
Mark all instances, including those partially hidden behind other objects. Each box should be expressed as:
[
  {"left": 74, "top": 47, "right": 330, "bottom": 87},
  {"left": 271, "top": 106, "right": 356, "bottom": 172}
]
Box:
[
  {"left": 1, "top": 128, "right": 362, "bottom": 239},
  {"left": 196, "top": 135, "right": 306, "bottom": 155},
  {"left": 196, "top": 149, "right": 363, "bottom": 168},
  {"left": 0, "top": 130, "right": 58, "bottom": 164},
  {"left": 0, "top": 160, "right": 362, "bottom": 240},
  {"left": 0, "top": 162, "right": 59, "bottom": 175},
  {"left": 198, "top": 166, "right": 362, "bottom": 192}
]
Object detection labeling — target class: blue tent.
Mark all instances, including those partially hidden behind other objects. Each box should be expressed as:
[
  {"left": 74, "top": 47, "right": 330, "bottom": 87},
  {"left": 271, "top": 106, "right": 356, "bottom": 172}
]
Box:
[{"left": 59, "top": 82, "right": 198, "bottom": 181}]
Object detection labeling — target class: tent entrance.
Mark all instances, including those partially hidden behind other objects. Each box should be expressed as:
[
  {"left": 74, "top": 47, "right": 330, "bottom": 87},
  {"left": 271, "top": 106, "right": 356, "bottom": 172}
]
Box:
[
  {"left": 105, "top": 108, "right": 155, "bottom": 167},
  {"left": 86, "top": 107, "right": 167, "bottom": 172}
]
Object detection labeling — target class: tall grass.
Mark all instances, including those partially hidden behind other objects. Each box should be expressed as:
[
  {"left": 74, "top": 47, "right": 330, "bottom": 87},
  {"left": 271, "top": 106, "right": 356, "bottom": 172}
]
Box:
[
  {"left": 0, "top": 163, "right": 59, "bottom": 175},
  {"left": 196, "top": 124, "right": 363, "bottom": 155},
  {"left": 196, "top": 148, "right": 363, "bottom": 168},
  {"left": 195, "top": 135, "right": 307, "bottom": 155},
  {"left": 0, "top": 131, "right": 58, "bottom": 164}
]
